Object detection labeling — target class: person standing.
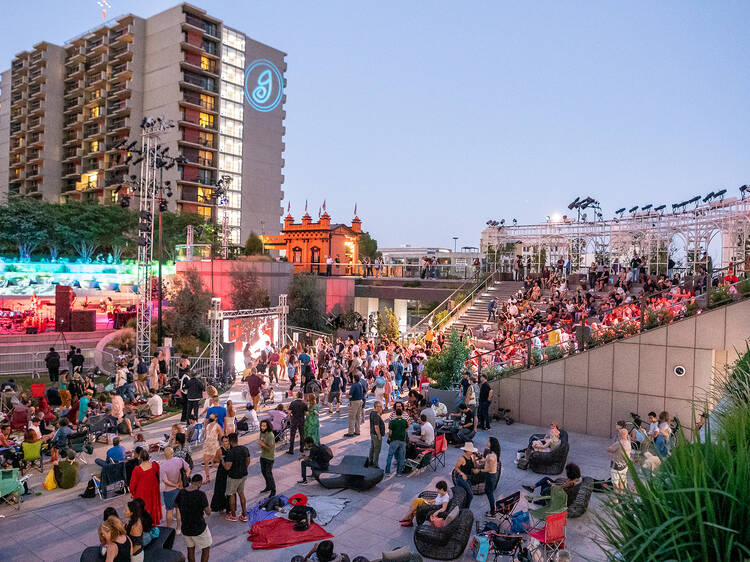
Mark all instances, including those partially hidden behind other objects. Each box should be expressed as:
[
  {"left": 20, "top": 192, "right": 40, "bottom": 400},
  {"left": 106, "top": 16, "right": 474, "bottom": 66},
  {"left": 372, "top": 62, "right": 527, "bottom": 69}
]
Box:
[
  {"left": 148, "top": 353, "right": 160, "bottom": 392},
  {"left": 201, "top": 414, "right": 223, "bottom": 484},
  {"left": 327, "top": 369, "right": 343, "bottom": 414},
  {"left": 345, "top": 374, "right": 364, "bottom": 437},
  {"left": 184, "top": 371, "right": 204, "bottom": 423},
  {"left": 477, "top": 374, "right": 493, "bottom": 431},
  {"left": 45, "top": 347, "right": 60, "bottom": 383},
  {"left": 129, "top": 449, "right": 162, "bottom": 526},
  {"left": 257, "top": 420, "right": 276, "bottom": 497},
  {"left": 368, "top": 401, "right": 385, "bottom": 469},
  {"left": 71, "top": 348, "right": 85, "bottom": 373},
  {"left": 487, "top": 298, "right": 497, "bottom": 322},
  {"left": 287, "top": 392, "right": 308, "bottom": 455},
  {"left": 223, "top": 433, "right": 250, "bottom": 522},
  {"left": 242, "top": 368, "right": 264, "bottom": 412},
  {"left": 160, "top": 446, "right": 189, "bottom": 534},
  {"left": 268, "top": 347, "right": 280, "bottom": 386},
  {"left": 607, "top": 427, "right": 631, "bottom": 494},
  {"left": 384, "top": 405, "right": 408, "bottom": 475},
  {"left": 304, "top": 394, "right": 320, "bottom": 445},
  {"left": 175, "top": 474, "right": 212, "bottom": 562}
]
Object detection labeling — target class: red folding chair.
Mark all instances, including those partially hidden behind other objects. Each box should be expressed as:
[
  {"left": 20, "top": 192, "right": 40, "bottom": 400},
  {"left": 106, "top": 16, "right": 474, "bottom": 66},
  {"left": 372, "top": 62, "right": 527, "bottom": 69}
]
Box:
[
  {"left": 31, "top": 384, "right": 45, "bottom": 398},
  {"left": 527, "top": 510, "right": 567, "bottom": 558},
  {"left": 429, "top": 433, "right": 447, "bottom": 471}
]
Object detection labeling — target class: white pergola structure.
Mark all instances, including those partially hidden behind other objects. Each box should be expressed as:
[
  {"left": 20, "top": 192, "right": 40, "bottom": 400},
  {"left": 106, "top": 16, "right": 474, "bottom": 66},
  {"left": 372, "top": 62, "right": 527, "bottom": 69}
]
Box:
[
  {"left": 481, "top": 194, "right": 750, "bottom": 276},
  {"left": 207, "top": 295, "right": 288, "bottom": 380}
]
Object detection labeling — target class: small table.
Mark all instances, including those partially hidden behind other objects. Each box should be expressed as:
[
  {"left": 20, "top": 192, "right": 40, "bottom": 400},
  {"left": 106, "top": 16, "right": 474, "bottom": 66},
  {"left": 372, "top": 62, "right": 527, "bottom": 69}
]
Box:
[{"left": 313, "top": 455, "right": 384, "bottom": 491}]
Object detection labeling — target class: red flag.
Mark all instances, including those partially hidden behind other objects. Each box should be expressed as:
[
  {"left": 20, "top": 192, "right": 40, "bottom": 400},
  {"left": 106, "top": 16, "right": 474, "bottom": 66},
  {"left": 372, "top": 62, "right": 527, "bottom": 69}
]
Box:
[
  {"left": 354, "top": 203, "right": 357, "bottom": 216},
  {"left": 322, "top": 199, "right": 326, "bottom": 212},
  {"left": 305, "top": 199, "right": 308, "bottom": 213},
  {"left": 286, "top": 202, "right": 290, "bottom": 214}
]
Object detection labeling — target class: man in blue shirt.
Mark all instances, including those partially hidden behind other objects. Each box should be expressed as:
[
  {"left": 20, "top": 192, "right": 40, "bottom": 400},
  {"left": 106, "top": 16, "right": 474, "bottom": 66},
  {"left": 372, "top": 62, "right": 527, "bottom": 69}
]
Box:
[
  {"left": 298, "top": 348, "right": 311, "bottom": 366},
  {"left": 392, "top": 356, "right": 404, "bottom": 394},
  {"left": 95, "top": 436, "right": 126, "bottom": 467},
  {"left": 345, "top": 374, "right": 364, "bottom": 437},
  {"left": 205, "top": 396, "right": 228, "bottom": 430},
  {"left": 78, "top": 390, "right": 92, "bottom": 423}
]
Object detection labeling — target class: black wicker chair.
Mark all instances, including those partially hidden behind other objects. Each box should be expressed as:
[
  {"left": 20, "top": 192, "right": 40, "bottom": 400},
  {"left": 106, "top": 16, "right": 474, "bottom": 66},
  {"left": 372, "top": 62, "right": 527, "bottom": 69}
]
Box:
[
  {"left": 468, "top": 459, "right": 501, "bottom": 495},
  {"left": 528, "top": 430, "right": 569, "bottom": 475},
  {"left": 415, "top": 485, "right": 471, "bottom": 525},
  {"left": 80, "top": 526, "right": 184, "bottom": 562},
  {"left": 568, "top": 476, "right": 594, "bottom": 518},
  {"left": 414, "top": 508, "right": 474, "bottom": 560}
]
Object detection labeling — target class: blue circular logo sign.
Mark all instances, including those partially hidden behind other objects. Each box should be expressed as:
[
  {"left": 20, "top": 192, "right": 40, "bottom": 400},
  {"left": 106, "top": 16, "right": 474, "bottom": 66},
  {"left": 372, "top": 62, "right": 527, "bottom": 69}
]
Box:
[{"left": 244, "top": 59, "right": 283, "bottom": 113}]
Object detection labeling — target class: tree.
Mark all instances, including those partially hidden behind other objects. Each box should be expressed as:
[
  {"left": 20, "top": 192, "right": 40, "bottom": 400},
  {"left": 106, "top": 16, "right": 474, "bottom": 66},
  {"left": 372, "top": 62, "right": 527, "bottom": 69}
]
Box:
[
  {"left": 376, "top": 307, "right": 400, "bottom": 340},
  {"left": 243, "top": 232, "right": 264, "bottom": 255},
  {"left": 423, "top": 329, "right": 470, "bottom": 389},
  {"left": 229, "top": 267, "right": 270, "bottom": 309},
  {"left": 359, "top": 231, "right": 380, "bottom": 259},
  {"left": 170, "top": 270, "right": 214, "bottom": 340},
  {"left": 288, "top": 273, "right": 325, "bottom": 331}
]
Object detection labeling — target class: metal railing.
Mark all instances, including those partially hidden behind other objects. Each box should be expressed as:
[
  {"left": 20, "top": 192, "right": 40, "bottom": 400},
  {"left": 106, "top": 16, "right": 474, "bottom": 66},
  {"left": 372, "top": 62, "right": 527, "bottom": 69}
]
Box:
[
  {"left": 287, "top": 261, "right": 488, "bottom": 280},
  {"left": 0, "top": 348, "right": 96, "bottom": 376},
  {"left": 287, "top": 325, "right": 333, "bottom": 345}
]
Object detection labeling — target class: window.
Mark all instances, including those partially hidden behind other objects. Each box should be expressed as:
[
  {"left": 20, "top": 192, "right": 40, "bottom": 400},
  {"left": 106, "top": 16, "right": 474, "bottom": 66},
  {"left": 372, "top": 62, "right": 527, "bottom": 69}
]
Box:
[
  {"left": 198, "top": 206, "right": 212, "bottom": 219},
  {"left": 200, "top": 56, "right": 216, "bottom": 73},
  {"left": 221, "top": 81, "right": 243, "bottom": 103},
  {"left": 90, "top": 106, "right": 100, "bottom": 118},
  {"left": 198, "top": 187, "right": 213, "bottom": 201},
  {"left": 311, "top": 247, "right": 321, "bottom": 264},
  {"left": 90, "top": 140, "right": 99, "bottom": 152},
  {"left": 219, "top": 117, "right": 242, "bottom": 137},
  {"left": 219, "top": 136, "right": 242, "bottom": 155},
  {"left": 221, "top": 99, "right": 243, "bottom": 121},
  {"left": 202, "top": 39, "right": 217, "bottom": 55},
  {"left": 219, "top": 153, "right": 241, "bottom": 173},
  {"left": 221, "top": 45, "right": 244, "bottom": 68},
  {"left": 222, "top": 28, "right": 245, "bottom": 51},
  {"left": 198, "top": 112, "right": 214, "bottom": 128},
  {"left": 200, "top": 94, "right": 215, "bottom": 111},
  {"left": 199, "top": 131, "right": 214, "bottom": 148},
  {"left": 292, "top": 247, "right": 302, "bottom": 263},
  {"left": 222, "top": 64, "right": 243, "bottom": 86},
  {"left": 198, "top": 150, "right": 213, "bottom": 166}
]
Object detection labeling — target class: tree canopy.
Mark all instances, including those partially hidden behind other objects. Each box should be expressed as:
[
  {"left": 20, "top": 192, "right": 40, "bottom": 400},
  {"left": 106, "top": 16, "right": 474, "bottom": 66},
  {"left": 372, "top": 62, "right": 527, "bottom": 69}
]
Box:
[
  {"left": 288, "top": 273, "right": 326, "bottom": 331},
  {"left": 230, "top": 267, "right": 270, "bottom": 309},
  {"left": 359, "top": 231, "right": 380, "bottom": 259}
]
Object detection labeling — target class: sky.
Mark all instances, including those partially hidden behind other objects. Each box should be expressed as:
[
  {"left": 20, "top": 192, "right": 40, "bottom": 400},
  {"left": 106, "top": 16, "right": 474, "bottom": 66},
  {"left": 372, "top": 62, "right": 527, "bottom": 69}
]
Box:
[{"left": 3, "top": 1, "right": 749, "bottom": 249}]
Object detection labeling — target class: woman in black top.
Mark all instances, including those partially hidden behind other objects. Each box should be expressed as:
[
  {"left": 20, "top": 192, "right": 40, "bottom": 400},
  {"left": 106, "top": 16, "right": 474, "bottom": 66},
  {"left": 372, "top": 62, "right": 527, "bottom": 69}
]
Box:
[
  {"left": 210, "top": 435, "right": 231, "bottom": 513},
  {"left": 99, "top": 516, "right": 132, "bottom": 562},
  {"left": 125, "top": 498, "right": 153, "bottom": 561},
  {"left": 453, "top": 442, "right": 477, "bottom": 503}
]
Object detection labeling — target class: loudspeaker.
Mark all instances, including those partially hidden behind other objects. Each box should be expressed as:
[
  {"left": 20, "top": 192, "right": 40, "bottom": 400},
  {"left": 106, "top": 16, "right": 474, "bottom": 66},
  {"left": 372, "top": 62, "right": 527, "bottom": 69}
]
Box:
[
  {"left": 221, "top": 341, "right": 235, "bottom": 380},
  {"left": 70, "top": 310, "right": 96, "bottom": 332},
  {"left": 55, "top": 285, "right": 75, "bottom": 331},
  {"left": 26, "top": 327, "right": 38, "bottom": 334}
]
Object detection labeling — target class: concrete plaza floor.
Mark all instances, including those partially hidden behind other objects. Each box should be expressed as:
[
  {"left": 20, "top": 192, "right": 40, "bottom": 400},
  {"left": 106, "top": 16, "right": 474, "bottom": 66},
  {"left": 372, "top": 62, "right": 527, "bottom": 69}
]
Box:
[{"left": 1, "top": 380, "right": 614, "bottom": 561}]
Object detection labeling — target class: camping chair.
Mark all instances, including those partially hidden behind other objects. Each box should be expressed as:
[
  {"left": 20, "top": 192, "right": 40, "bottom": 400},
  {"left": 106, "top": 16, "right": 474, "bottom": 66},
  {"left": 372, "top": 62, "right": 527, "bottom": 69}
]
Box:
[
  {"left": 21, "top": 441, "right": 44, "bottom": 474},
  {"left": 188, "top": 422, "right": 203, "bottom": 446},
  {"left": 493, "top": 490, "right": 521, "bottom": 530},
  {"left": 487, "top": 532, "right": 526, "bottom": 562},
  {"left": 87, "top": 414, "right": 116, "bottom": 444},
  {"left": 429, "top": 434, "right": 447, "bottom": 471},
  {"left": 404, "top": 449, "right": 432, "bottom": 475},
  {"left": 95, "top": 461, "right": 128, "bottom": 500},
  {"left": 67, "top": 432, "right": 91, "bottom": 464},
  {"left": 0, "top": 468, "right": 25, "bottom": 510},
  {"left": 527, "top": 510, "right": 567, "bottom": 558},
  {"left": 527, "top": 485, "right": 568, "bottom": 528},
  {"left": 30, "top": 384, "right": 45, "bottom": 399}
]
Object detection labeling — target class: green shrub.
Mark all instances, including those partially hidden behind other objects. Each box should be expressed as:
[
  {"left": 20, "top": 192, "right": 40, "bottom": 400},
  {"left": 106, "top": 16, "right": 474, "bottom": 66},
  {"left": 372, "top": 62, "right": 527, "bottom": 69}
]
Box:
[
  {"left": 737, "top": 278, "right": 750, "bottom": 296},
  {"left": 684, "top": 300, "right": 699, "bottom": 317},
  {"left": 710, "top": 286, "right": 732, "bottom": 308},
  {"left": 644, "top": 310, "right": 659, "bottom": 330},
  {"left": 402, "top": 280, "right": 421, "bottom": 288},
  {"left": 543, "top": 344, "right": 565, "bottom": 361},
  {"left": 110, "top": 328, "right": 135, "bottom": 351},
  {"left": 425, "top": 329, "right": 470, "bottom": 389},
  {"left": 432, "top": 309, "right": 450, "bottom": 328},
  {"left": 657, "top": 307, "right": 675, "bottom": 326}
]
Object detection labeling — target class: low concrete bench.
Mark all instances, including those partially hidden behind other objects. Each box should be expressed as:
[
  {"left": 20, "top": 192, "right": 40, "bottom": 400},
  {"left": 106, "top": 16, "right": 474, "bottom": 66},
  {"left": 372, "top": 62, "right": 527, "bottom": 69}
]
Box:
[{"left": 314, "top": 455, "right": 384, "bottom": 491}]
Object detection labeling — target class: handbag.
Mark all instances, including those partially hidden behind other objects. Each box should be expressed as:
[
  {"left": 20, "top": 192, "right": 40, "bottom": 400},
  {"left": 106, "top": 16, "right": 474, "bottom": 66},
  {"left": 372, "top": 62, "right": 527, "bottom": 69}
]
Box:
[{"left": 179, "top": 466, "right": 190, "bottom": 489}]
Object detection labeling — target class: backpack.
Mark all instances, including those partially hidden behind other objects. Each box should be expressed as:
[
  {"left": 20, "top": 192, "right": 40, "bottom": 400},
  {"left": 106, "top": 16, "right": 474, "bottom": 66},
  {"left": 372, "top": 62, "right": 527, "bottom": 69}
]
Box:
[{"left": 80, "top": 478, "right": 97, "bottom": 498}]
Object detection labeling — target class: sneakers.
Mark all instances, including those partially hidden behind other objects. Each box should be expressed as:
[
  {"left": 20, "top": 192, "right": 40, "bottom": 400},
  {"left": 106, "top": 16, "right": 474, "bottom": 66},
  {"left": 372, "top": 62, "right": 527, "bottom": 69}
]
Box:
[
  {"left": 343, "top": 433, "right": 354, "bottom": 437},
  {"left": 225, "top": 514, "right": 237, "bottom": 522},
  {"left": 297, "top": 479, "right": 310, "bottom": 485},
  {"left": 239, "top": 514, "right": 248, "bottom": 523},
  {"left": 522, "top": 485, "right": 535, "bottom": 493}
]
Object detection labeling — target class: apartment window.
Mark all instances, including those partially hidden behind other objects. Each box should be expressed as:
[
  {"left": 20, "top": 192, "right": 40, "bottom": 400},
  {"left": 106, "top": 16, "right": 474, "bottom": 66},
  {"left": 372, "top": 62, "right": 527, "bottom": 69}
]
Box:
[
  {"left": 219, "top": 154, "right": 241, "bottom": 173},
  {"left": 200, "top": 56, "right": 216, "bottom": 73},
  {"left": 221, "top": 81, "right": 243, "bottom": 103},
  {"left": 292, "top": 247, "right": 302, "bottom": 263},
  {"left": 200, "top": 94, "right": 216, "bottom": 111},
  {"left": 199, "top": 131, "right": 214, "bottom": 148},
  {"left": 199, "top": 112, "right": 214, "bottom": 129},
  {"left": 219, "top": 117, "right": 242, "bottom": 138},
  {"left": 202, "top": 39, "right": 218, "bottom": 55},
  {"left": 198, "top": 150, "right": 213, "bottom": 166},
  {"left": 222, "top": 28, "right": 245, "bottom": 51},
  {"left": 198, "top": 206, "right": 212, "bottom": 219},
  {"left": 221, "top": 45, "right": 244, "bottom": 68},
  {"left": 197, "top": 170, "right": 214, "bottom": 185},
  {"left": 219, "top": 136, "right": 242, "bottom": 155},
  {"left": 90, "top": 106, "right": 100, "bottom": 118},
  {"left": 90, "top": 140, "right": 99, "bottom": 152},
  {"left": 222, "top": 64, "right": 244, "bottom": 86},
  {"left": 222, "top": 100, "right": 243, "bottom": 121}
]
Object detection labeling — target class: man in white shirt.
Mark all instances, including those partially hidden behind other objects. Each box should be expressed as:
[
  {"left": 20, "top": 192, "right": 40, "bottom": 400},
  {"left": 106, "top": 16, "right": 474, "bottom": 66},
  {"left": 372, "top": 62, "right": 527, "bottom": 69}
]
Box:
[
  {"left": 410, "top": 414, "right": 434, "bottom": 448},
  {"left": 147, "top": 390, "right": 164, "bottom": 417}
]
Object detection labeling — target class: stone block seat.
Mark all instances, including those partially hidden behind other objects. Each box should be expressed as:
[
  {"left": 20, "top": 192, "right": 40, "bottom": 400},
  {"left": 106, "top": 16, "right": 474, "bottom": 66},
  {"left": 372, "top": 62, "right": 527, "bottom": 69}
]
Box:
[{"left": 313, "top": 455, "right": 384, "bottom": 491}]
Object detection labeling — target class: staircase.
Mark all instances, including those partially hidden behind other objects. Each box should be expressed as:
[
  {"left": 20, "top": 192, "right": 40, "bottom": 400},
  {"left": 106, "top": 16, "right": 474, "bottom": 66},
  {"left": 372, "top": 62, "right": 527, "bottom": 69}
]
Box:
[{"left": 452, "top": 280, "right": 522, "bottom": 334}]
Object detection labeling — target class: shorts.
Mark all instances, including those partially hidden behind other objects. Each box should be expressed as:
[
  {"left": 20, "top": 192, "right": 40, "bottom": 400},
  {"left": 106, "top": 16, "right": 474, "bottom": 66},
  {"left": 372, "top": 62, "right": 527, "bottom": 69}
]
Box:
[
  {"left": 225, "top": 476, "right": 246, "bottom": 496},
  {"left": 163, "top": 488, "right": 180, "bottom": 510},
  {"left": 328, "top": 391, "right": 341, "bottom": 403},
  {"left": 611, "top": 466, "right": 628, "bottom": 487},
  {"left": 184, "top": 527, "right": 212, "bottom": 550}
]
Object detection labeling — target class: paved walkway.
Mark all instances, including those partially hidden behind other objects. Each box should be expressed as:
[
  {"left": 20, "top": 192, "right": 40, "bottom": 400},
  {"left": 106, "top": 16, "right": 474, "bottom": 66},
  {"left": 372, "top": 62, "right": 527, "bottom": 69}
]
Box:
[{"left": 2, "top": 379, "right": 613, "bottom": 561}]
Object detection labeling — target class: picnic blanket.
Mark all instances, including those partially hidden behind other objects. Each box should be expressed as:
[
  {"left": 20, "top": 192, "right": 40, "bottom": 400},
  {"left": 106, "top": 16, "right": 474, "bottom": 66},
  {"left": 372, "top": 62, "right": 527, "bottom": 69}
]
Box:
[
  {"left": 248, "top": 517, "right": 333, "bottom": 549},
  {"left": 305, "top": 495, "right": 350, "bottom": 525}
]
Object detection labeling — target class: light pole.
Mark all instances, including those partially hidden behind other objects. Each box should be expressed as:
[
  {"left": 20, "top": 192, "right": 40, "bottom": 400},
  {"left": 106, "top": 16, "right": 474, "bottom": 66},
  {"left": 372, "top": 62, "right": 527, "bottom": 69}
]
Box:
[{"left": 453, "top": 236, "right": 458, "bottom": 252}]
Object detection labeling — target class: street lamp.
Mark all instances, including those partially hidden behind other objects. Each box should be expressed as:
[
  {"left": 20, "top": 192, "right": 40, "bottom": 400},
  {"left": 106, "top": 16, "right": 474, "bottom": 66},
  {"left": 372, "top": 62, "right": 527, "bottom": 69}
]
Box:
[{"left": 452, "top": 236, "right": 458, "bottom": 252}]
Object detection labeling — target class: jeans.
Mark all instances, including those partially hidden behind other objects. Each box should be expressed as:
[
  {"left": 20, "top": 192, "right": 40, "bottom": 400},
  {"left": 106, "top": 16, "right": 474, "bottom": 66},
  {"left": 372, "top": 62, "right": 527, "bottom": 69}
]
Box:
[
  {"left": 95, "top": 458, "right": 110, "bottom": 468},
  {"left": 260, "top": 457, "right": 275, "bottom": 495},
  {"left": 186, "top": 399, "right": 200, "bottom": 421},
  {"left": 451, "top": 427, "right": 475, "bottom": 444},
  {"left": 385, "top": 439, "right": 406, "bottom": 474},
  {"left": 487, "top": 310, "right": 495, "bottom": 322},
  {"left": 368, "top": 435, "right": 382, "bottom": 468},
  {"left": 301, "top": 459, "right": 322, "bottom": 481},
  {"left": 268, "top": 366, "right": 278, "bottom": 385},
  {"left": 288, "top": 420, "right": 305, "bottom": 453},
  {"left": 485, "top": 472, "right": 498, "bottom": 515},
  {"left": 117, "top": 384, "right": 136, "bottom": 403},
  {"left": 454, "top": 472, "right": 474, "bottom": 504},
  {"left": 478, "top": 401, "right": 491, "bottom": 430},
  {"left": 534, "top": 476, "right": 554, "bottom": 497},
  {"left": 655, "top": 434, "right": 669, "bottom": 457},
  {"left": 632, "top": 268, "right": 640, "bottom": 283}
]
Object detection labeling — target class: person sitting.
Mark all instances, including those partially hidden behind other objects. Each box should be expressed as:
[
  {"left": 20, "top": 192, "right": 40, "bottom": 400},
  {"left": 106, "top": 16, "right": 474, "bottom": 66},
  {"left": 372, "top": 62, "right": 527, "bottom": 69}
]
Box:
[
  {"left": 525, "top": 423, "right": 562, "bottom": 455},
  {"left": 10, "top": 397, "right": 30, "bottom": 431},
  {"left": 297, "top": 437, "right": 333, "bottom": 485},
  {"left": 431, "top": 397, "right": 448, "bottom": 420},
  {"left": 96, "top": 436, "right": 127, "bottom": 468},
  {"left": 53, "top": 448, "right": 80, "bottom": 489},
  {"left": 399, "top": 479, "right": 450, "bottom": 527},
  {"left": 146, "top": 390, "right": 163, "bottom": 418},
  {"left": 29, "top": 416, "right": 52, "bottom": 443},
  {"left": 51, "top": 418, "right": 74, "bottom": 451},
  {"left": 522, "top": 462, "right": 582, "bottom": 505},
  {"left": 447, "top": 403, "right": 476, "bottom": 445},
  {"left": 409, "top": 414, "right": 435, "bottom": 449},
  {"left": 419, "top": 399, "right": 437, "bottom": 428},
  {"left": 117, "top": 407, "right": 142, "bottom": 436},
  {"left": 108, "top": 390, "right": 125, "bottom": 428},
  {"left": 265, "top": 404, "right": 288, "bottom": 440},
  {"left": 291, "top": 539, "right": 348, "bottom": 562}
]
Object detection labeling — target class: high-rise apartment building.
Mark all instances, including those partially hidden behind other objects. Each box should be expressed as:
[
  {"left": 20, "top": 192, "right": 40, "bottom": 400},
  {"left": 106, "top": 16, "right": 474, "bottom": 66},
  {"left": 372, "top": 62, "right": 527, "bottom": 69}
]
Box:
[{"left": 0, "top": 3, "right": 286, "bottom": 243}]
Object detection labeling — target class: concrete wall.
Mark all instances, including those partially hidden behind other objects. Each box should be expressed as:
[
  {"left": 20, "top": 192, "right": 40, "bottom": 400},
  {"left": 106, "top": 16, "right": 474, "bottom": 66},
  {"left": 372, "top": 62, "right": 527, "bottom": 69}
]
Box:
[{"left": 491, "top": 298, "right": 750, "bottom": 439}]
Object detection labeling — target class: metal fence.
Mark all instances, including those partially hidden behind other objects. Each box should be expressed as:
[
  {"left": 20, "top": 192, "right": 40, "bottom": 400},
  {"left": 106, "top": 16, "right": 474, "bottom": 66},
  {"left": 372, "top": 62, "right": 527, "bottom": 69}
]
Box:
[{"left": 0, "top": 348, "right": 96, "bottom": 376}]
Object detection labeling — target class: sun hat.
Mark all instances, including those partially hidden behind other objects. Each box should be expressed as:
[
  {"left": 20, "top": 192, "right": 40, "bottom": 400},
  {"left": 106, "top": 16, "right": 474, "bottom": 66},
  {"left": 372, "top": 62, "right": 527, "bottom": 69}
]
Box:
[{"left": 461, "top": 442, "right": 478, "bottom": 453}]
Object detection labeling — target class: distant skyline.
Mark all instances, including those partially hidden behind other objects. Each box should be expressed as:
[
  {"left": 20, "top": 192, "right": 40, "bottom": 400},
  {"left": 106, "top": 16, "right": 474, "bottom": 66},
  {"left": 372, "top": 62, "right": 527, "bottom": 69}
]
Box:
[{"left": 2, "top": 1, "right": 748, "bottom": 249}]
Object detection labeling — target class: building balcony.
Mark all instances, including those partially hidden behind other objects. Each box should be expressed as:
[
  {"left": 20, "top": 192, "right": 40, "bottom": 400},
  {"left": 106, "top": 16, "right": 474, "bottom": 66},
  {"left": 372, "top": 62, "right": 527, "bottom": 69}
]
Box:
[
  {"left": 64, "top": 113, "right": 84, "bottom": 127},
  {"left": 27, "top": 118, "right": 43, "bottom": 132},
  {"left": 62, "top": 164, "right": 81, "bottom": 177},
  {"left": 28, "top": 86, "right": 44, "bottom": 101},
  {"left": 10, "top": 124, "right": 23, "bottom": 135},
  {"left": 107, "top": 98, "right": 130, "bottom": 116},
  {"left": 179, "top": 117, "right": 216, "bottom": 132},
  {"left": 107, "top": 81, "right": 130, "bottom": 98},
  {"left": 109, "top": 24, "right": 133, "bottom": 43},
  {"left": 181, "top": 57, "right": 219, "bottom": 77},
  {"left": 11, "top": 94, "right": 25, "bottom": 108},
  {"left": 65, "top": 80, "right": 84, "bottom": 96},
  {"left": 63, "top": 147, "right": 82, "bottom": 160},
  {"left": 180, "top": 73, "right": 218, "bottom": 93},
  {"left": 28, "top": 134, "right": 43, "bottom": 148},
  {"left": 64, "top": 96, "right": 83, "bottom": 113},
  {"left": 179, "top": 136, "right": 217, "bottom": 151},
  {"left": 183, "top": 13, "right": 220, "bottom": 38},
  {"left": 84, "top": 71, "right": 107, "bottom": 89},
  {"left": 26, "top": 167, "right": 42, "bottom": 180},
  {"left": 29, "top": 51, "right": 44, "bottom": 65},
  {"left": 86, "top": 55, "right": 107, "bottom": 73},
  {"left": 66, "top": 62, "right": 85, "bottom": 78},
  {"left": 12, "top": 59, "right": 25, "bottom": 72},
  {"left": 83, "top": 125, "right": 104, "bottom": 140},
  {"left": 111, "top": 62, "right": 132, "bottom": 79},
  {"left": 106, "top": 118, "right": 129, "bottom": 134},
  {"left": 179, "top": 92, "right": 217, "bottom": 114}
]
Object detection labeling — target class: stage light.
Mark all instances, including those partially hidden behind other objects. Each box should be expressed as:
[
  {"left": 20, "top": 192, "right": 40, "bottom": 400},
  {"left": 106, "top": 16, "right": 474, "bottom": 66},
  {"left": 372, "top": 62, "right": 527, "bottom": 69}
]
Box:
[
  {"left": 567, "top": 197, "right": 580, "bottom": 210},
  {"left": 512, "top": 218, "right": 517, "bottom": 225},
  {"left": 119, "top": 195, "right": 130, "bottom": 208},
  {"left": 703, "top": 192, "right": 715, "bottom": 203},
  {"left": 654, "top": 204, "right": 666, "bottom": 212},
  {"left": 581, "top": 213, "right": 588, "bottom": 221},
  {"left": 159, "top": 200, "right": 168, "bottom": 212},
  {"left": 139, "top": 211, "right": 151, "bottom": 221},
  {"left": 500, "top": 219, "right": 505, "bottom": 225},
  {"left": 629, "top": 206, "right": 639, "bottom": 213},
  {"left": 714, "top": 189, "right": 727, "bottom": 199},
  {"left": 641, "top": 204, "right": 652, "bottom": 211},
  {"left": 687, "top": 195, "right": 701, "bottom": 205},
  {"left": 615, "top": 208, "right": 626, "bottom": 215},
  {"left": 126, "top": 141, "right": 138, "bottom": 150}
]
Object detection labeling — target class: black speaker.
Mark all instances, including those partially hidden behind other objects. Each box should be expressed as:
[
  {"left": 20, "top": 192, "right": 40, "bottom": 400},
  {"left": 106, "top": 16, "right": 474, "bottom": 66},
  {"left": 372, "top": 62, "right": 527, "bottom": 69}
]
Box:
[
  {"left": 26, "top": 327, "right": 38, "bottom": 334},
  {"left": 221, "top": 341, "right": 235, "bottom": 380}
]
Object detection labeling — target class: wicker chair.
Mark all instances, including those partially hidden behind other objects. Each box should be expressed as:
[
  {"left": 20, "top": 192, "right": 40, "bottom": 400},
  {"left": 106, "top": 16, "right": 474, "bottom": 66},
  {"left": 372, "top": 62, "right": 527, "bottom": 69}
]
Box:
[
  {"left": 529, "top": 430, "right": 569, "bottom": 475},
  {"left": 414, "top": 508, "right": 475, "bottom": 560},
  {"left": 567, "top": 476, "right": 594, "bottom": 518},
  {"left": 415, "top": 485, "right": 470, "bottom": 525},
  {"left": 469, "top": 459, "right": 501, "bottom": 495}
]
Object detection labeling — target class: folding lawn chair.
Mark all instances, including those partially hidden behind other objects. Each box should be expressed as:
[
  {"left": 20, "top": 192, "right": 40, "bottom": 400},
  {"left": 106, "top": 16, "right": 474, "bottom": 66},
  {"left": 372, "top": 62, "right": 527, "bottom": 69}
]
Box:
[
  {"left": 403, "top": 450, "right": 432, "bottom": 475},
  {"left": 21, "top": 440, "right": 44, "bottom": 475},
  {"left": 0, "top": 468, "right": 25, "bottom": 510},
  {"left": 429, "top": 434, "right": 447, "bottom": 471},
  {"left": 493, "top": 490, "right": 521, "bottom": 530},
  {"left": 527, "top": 510, "right": 567, "bottom": 559}
]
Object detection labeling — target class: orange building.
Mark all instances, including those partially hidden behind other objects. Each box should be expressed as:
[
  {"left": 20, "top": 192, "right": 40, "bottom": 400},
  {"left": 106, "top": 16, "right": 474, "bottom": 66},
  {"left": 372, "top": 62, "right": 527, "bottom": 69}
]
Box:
[{"left": 262, "top": 212, "right": 361, "bottom": 273}]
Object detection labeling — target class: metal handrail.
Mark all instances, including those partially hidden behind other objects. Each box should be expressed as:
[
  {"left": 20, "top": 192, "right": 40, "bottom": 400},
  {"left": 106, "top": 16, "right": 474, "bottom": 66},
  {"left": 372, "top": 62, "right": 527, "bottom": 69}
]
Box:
[{"left": 407, "top": 275, "right": 486, "bottom": 338}]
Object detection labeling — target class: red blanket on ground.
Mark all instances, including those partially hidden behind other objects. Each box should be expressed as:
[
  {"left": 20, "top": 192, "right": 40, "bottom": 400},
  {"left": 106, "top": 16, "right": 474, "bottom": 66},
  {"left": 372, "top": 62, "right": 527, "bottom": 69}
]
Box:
[{"left": 248, "top": 517, "right": 333, "bottom": 549}]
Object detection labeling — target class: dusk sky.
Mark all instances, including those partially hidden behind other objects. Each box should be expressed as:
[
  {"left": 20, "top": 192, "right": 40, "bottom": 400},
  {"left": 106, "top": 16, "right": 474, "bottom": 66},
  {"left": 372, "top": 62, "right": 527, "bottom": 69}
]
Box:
[{"left": 3, "top": 1, "right": 748, "bottom": 249}]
